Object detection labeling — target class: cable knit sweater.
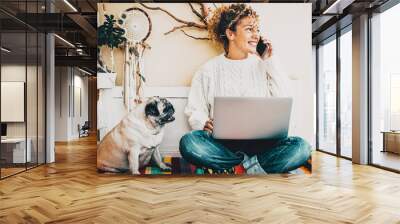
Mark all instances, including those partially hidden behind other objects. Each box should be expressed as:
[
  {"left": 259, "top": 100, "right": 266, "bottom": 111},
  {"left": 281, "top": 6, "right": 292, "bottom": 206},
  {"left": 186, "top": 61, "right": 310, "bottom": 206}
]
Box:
[{"left": 184, "top": 53, "right": 288, "bottom": 130}]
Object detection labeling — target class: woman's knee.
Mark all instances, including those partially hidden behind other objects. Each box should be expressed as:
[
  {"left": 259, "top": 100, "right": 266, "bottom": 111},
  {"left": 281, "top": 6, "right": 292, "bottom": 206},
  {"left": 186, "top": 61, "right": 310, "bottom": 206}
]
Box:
[
  {"left": 286, "top": 136, "right": 312, "bottom": 160},
  {"left": 179, "top": 130, "right": 208, "bottom": 157}
]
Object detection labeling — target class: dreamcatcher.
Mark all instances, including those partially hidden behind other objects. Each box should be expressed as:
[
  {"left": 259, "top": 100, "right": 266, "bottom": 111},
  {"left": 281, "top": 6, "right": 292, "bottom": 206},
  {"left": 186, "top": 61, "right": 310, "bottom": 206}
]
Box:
[{"left": 118, "top": 7, "right": 152, "bottom": 110}]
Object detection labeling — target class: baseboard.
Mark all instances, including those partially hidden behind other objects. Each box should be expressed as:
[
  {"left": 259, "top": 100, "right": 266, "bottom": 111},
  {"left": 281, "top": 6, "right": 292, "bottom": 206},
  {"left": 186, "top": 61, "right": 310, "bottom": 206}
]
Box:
[{"left": 160, "top": 147, "right": 180, "bottom": 157}]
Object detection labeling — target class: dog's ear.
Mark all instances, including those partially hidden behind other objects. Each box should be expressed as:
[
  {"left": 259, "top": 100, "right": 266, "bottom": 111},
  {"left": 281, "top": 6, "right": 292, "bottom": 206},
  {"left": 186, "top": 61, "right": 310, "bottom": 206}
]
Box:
[
  {"left": 162, "top": 100, "right": 175, "bottom": 114},
  {"left": 145, "top": 100, "right": 160, "bottom": 117}
]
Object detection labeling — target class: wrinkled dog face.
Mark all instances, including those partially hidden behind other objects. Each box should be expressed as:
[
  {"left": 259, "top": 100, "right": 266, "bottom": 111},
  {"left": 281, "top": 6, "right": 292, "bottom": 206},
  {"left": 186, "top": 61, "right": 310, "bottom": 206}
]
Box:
[{"left": 145, "top": 97, "right": 175, "bottom": 127}]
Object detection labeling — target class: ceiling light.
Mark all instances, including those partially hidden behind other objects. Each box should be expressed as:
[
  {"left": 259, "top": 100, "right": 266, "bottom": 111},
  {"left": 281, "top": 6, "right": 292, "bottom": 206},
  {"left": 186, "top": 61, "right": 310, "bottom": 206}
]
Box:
[
  {"left": 1, "top": 47, "right": 11, "bottom": 53},
  {"left": 63, "top": 0, "right": 78, "bottom": 12},
  {"left": 54, "top": 34, "right": 75, "bottom": 48},
  {"left": 322, "top": 0, "right": 353, "bottom": 15},
  {"left": 78, "top": 68, "right": 93, "bottom": 76},
  {"left": 322, "top": 0, "right": 342, "bottom": 14}
]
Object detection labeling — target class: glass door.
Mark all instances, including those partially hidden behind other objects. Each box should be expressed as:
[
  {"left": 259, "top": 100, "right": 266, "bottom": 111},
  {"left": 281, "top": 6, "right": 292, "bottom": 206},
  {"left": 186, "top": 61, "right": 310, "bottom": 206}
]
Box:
[
  {"left": 1, "top": 30, "right": 28, "bottom": 178},
  {"left": 370, "top": 3, "right": 400, "bottom": 171},
  {"left": 339, "top": 28, "right": 352, "bottom": 158},
  {"left": 0, "top": 0, "right": 47, "bottom": 179},
  {"left": 317, "top": 36, "right": 337, "bottom": 154}
]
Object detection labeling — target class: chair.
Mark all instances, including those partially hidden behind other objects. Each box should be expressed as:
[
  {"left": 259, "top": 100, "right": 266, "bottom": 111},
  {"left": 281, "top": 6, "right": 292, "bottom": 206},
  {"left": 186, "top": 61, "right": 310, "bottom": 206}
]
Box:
[{"left": 79, "top": 121, "right": 90, "bottom": 138}]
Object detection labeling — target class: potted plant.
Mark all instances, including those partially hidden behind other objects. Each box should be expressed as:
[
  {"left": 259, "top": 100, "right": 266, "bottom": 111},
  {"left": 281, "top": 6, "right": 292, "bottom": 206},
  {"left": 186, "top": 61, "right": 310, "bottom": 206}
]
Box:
[{"left": 97, "top": 14, "right": 126, "bottom": 89}]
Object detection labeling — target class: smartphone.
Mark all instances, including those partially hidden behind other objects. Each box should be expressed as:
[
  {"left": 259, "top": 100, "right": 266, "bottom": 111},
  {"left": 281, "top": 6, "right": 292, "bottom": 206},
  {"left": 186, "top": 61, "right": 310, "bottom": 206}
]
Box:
[{"left": 256, "top": 37, "right": 268, "bottom": 56}]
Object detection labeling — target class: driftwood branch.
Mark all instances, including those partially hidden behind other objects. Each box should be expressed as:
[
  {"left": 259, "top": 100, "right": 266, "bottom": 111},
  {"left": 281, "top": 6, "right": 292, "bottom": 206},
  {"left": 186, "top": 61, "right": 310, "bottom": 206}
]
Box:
[
  {"left": 139, "top": 3, "right": 210, "bottom": 40},
  {"left": 200, "top": 3, "right": 209, "bottom": 19},
  {"left": 164, "top": 24, "right": 188, "bottom": 35},
  {"left": 189, "top": 3, "right": 207, "bottom": 25},
  {"left": 139, "top": 3, "right": 206, "bottom": 29},
  {"left": 181, "top": 30, "right": 209, "bottom": 41}
]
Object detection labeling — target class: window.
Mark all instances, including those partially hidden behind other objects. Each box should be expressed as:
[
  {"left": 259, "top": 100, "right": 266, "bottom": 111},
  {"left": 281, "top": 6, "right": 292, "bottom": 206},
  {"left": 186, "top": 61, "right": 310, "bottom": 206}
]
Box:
[
  {"left": 340, "top": 29, "right": 352, "bottom": 158},
  {"left": 390, "top": 74, "right": 400, "bottom": 130},
  {"left": 371, "top": 2, "right": 400, "bottom": 171},
  {"left": 317, "top": 25, "right": 353, "bottom": 159},
  {"left": 318, "top": 37, "right": 337, "bottom": 154}
]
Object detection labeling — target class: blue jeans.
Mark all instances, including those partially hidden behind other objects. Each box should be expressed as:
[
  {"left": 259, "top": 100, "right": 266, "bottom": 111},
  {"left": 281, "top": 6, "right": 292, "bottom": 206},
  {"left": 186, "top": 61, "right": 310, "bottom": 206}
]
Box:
[{"left": 179, "top": 130, "right": 311, "bottom": 174}]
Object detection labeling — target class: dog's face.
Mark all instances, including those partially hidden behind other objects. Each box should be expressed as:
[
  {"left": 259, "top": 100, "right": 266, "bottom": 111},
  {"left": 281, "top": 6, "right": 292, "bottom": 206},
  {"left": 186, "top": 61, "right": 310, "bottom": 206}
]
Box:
[{"left": 144, "top": 97, "right": 175, "bottom": 127}]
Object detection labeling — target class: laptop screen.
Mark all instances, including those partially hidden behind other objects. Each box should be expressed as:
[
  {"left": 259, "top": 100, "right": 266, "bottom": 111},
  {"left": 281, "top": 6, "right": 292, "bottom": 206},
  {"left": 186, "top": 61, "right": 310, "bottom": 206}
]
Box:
[{"left": 1, "top": 123, "right": 7, "bottom": 137}]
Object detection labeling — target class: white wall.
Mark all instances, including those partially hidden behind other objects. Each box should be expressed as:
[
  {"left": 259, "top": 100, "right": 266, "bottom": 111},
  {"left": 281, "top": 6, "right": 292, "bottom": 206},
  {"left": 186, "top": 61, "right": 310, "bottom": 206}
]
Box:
[
  {"left": 55, "top": 66, "right": 69, "bottom": 141},
  {"left": 72, "top": 73, "right": 89, "bottom": 138},
  {"left": 55, "top": 67, "right": 89, "bottom": 141},
  {"left": 1, "top": 65, "right": 32, "bottom": 138}
]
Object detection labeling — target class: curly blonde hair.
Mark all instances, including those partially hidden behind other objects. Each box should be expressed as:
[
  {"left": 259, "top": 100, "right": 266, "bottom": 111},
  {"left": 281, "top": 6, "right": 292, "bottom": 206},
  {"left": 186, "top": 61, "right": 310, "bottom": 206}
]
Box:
[{"left": 208, "top": 3, "right": 259, "bottom": 53}]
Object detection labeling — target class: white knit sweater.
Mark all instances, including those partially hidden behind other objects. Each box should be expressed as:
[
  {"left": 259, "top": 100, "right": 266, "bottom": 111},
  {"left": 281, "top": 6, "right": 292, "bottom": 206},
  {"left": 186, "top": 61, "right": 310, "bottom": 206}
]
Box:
[{"left": 184, "top": 53, "right": 288, "bottom": 130}]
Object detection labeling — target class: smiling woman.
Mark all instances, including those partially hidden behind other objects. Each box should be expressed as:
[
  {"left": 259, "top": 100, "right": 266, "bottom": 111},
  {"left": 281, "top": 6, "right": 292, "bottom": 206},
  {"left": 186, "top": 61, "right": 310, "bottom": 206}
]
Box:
[{"left": 180, "top": 3, "right": 311, "bottom": 174}]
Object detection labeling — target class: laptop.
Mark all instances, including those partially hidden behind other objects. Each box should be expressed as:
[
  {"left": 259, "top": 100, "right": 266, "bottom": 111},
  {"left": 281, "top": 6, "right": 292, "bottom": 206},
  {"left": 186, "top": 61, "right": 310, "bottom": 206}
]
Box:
[{"left": 212, "top": 97, "right": 292, "bottom": 140}]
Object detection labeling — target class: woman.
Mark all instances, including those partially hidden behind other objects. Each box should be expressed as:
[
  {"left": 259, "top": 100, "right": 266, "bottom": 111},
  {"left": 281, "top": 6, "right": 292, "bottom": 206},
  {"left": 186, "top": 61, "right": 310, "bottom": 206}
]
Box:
[{"left": 179, "top": 3, "right": 311, "bottom": 174}]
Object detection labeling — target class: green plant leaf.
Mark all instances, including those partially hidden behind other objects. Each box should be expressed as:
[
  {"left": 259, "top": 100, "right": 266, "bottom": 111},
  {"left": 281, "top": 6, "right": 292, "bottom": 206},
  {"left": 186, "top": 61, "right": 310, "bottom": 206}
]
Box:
[
  {"left": 97, "top": 14, "right": 127, "bottom": 49},
  {"left": 139, "top": 74, "right": 146, "bottom": 82}
]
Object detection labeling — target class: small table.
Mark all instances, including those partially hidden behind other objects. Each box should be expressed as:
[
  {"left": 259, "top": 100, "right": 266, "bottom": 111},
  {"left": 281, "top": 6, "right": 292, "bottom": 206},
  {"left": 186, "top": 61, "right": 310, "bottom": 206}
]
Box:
[
  {"left": 1, "top": 138, "right": 31, "bottom": 164},
  {"left": 381, "top": 131, "right": 400, "bottom": 154}
]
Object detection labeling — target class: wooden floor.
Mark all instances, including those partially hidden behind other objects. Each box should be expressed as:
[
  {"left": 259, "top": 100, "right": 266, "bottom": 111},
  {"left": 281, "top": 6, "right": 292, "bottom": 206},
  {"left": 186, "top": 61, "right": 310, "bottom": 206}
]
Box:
[
  {"left": 373, "top": 150, "right": 400, "bottom": 171},
  {"left": 1, "top": 167, "right": 26, "bottom": 178},
  {"left": 1, "top": 136, "right": 400, "bottom": 223}
]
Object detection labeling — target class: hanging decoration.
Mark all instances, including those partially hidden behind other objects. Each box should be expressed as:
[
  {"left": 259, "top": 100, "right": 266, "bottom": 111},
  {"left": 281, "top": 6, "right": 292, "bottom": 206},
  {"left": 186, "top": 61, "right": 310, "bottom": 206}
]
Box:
[{"left": 118, "top": 7, "right": 152, "bottom": 109}]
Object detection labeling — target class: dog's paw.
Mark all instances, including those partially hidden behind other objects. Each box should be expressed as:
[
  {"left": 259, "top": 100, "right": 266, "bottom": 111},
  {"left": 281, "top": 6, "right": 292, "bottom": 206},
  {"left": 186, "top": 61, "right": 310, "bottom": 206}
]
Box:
[{"left": 159, "top": 163, "right": 171, "bottom": 171}]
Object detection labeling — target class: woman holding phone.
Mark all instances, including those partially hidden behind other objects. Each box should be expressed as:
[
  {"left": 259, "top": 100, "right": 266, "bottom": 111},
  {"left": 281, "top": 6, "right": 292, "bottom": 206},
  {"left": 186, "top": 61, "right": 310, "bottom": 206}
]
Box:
[{"left": 179, "top": 3, "right": 311, "bottom": 174}]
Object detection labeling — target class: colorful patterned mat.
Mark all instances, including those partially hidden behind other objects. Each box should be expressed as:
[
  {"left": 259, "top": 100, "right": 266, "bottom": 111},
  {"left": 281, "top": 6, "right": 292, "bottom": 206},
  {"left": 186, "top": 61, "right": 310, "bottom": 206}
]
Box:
[{"left": 140, "top": 156, "right": 311, "bottom": 175}]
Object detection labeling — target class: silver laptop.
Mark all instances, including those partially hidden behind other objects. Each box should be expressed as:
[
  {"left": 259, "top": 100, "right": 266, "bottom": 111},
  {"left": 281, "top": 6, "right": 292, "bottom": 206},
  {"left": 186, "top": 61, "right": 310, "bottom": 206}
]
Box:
[{"left": 212, "top": 97, "right": 292, "bottom": 140}]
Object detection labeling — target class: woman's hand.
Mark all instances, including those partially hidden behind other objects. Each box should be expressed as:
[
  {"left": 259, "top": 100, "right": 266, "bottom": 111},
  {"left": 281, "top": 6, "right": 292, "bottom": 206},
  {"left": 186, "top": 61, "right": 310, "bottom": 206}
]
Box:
[
  {"left": 260, "top": 37, "right": 273, "bottom": 60},
  {"left": 203, "top": 119, "right": 214, "bottom": 133}
]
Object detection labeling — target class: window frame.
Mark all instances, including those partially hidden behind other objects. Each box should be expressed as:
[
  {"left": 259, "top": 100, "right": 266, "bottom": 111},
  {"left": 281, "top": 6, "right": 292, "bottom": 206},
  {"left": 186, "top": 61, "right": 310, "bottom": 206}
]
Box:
[
  {"left": 315, "top": 24, "right": 353, "bottom": 161},
  {"left": 368, "top": 0, "right": 400, "bottom": 173}
]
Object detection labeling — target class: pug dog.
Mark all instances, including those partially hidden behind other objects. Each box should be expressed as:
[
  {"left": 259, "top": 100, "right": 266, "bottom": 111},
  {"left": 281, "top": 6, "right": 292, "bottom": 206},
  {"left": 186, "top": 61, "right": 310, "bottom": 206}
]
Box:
[{"left": 97, "top": 96, "right": 175, "bottom": 175}]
